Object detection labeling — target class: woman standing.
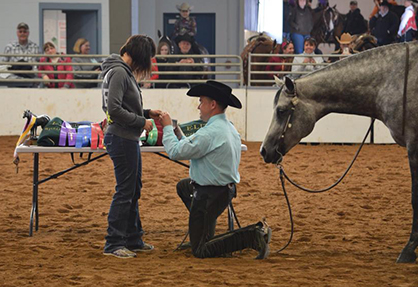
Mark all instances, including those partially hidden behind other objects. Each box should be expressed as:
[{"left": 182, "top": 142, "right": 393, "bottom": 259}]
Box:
[
  {"left": 72, "top": 38, "right": 100, "bottom": 88},
  {"left": 38, "top": 42, "right": 74, "bottom": 88},
  {"left": 289, "top": 0, "right": 314, "bottom": 54},
  {"left": 397, "top": 0, "right": 417, "bottom": 42},
  {"left": 101, "top": 35, "right": 161, "bottom": 258}
]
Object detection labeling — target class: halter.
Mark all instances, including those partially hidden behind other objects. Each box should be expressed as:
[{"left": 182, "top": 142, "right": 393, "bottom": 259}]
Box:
[
  {"left": 275, "top": 86, "right": 300, "bottom": 163},
  {"left": 279, "top": 88, "right": 299, "bottom": 141}
]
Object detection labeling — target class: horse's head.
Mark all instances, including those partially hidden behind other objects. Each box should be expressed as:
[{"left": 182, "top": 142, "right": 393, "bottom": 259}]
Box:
[
  {"left": 315, "top": 5, "right": 344, "bottom": 44},
  {"left": 260, "top": 77, "right": 316, "bottom": 164}
]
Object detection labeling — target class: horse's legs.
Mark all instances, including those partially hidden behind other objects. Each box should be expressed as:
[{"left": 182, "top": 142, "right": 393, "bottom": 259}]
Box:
[{"left": 397, "top": 145, "right": 418, "bottom": 263}]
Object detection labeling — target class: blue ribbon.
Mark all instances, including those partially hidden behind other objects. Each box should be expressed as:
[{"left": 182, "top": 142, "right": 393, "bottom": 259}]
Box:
[{"left": 75, "top": 125, "right": 91, "bottom": 148}]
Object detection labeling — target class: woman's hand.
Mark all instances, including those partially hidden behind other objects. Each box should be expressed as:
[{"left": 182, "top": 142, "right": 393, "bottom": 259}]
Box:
[
  {"left": 149, "top": 109, "right": 162, "bottom": 120},
  {"left": 143, "top": 119, "right": 154, "bottom": 132}
]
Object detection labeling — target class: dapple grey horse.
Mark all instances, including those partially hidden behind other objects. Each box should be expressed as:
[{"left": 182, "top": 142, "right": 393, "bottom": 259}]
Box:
[{"left": 260, "top": 41, "right": 418, "bottom": 263}]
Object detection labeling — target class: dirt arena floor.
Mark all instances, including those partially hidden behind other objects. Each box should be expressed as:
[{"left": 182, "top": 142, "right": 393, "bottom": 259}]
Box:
[{"left": 1, "top": 135, "right": 418, "bottom": 286}]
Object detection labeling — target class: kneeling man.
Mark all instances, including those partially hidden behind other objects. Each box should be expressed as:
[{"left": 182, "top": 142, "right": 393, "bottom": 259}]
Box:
[{"left": 159, "top": 80, "right": 271, "bottom": 259}]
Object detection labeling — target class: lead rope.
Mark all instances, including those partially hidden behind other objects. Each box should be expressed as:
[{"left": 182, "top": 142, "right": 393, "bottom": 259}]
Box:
[
  {"left": 274, "top": 118, "right": 375, "bottom": 253},
  {"left": 402, "top": 43, "right": 410, "bottom": 136}
]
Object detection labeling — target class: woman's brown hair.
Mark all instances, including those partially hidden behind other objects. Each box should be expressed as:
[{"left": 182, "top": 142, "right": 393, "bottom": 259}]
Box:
[{"left": 120, "top": 35, "right": 156, "bottom": 80}]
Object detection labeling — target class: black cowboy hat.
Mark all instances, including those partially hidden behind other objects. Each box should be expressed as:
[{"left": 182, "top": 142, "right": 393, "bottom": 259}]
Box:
[
  {"left": 175, "top": 34, "right": 195, "bottom": 45},
  {"left": 187, "top": 80, "right": 242, "bottom": 109},
  {"left": 380, "top": 0, "right": 391, "bottom": 7}
]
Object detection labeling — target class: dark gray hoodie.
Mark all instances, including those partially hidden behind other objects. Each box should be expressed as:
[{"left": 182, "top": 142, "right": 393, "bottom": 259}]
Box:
[{"left": 101, "top": 54, "right": 150, "bottom": 141}]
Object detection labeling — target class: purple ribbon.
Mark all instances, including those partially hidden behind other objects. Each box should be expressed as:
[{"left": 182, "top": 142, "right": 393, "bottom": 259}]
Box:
[{"left": 59, "top": 121, "right": 76, "bottom": 146}]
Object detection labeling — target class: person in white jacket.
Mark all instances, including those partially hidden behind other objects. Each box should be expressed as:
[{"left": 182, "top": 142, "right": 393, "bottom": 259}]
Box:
[
  {"left": 291, "top": 37, "right": 324, "bottom": 78},
  {"left": 397, "top": 0, "right": 417, "bottom": 42}
]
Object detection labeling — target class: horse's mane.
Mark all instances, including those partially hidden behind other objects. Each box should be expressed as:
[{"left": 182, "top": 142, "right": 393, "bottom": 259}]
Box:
[{"left": 297, "top": 42, "right": 412, "bottom": 82}]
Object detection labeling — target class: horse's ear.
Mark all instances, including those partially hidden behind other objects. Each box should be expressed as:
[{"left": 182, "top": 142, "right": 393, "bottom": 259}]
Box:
[
  {"left": 333, "top": 4, "right": 336, "bottom": 9},
  {"left": 158, "top": 30, "right": 162, "bottom": 38},
  {"left": 273, "top": 76, "right": 284, "bottom": 88},
  {"left": 284, "top": 77, "right": 295, "bottom": 94}
]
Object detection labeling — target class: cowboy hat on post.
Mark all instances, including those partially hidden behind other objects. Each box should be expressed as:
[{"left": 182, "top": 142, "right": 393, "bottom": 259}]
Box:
[
  {"left": 187, "top": 80, "right": 242, "bottom": 109},
  {"left": 337, "top": 33, "right": 353, "bottom": 44},
  {"left": 176, "top": 2, "right": 194, "bottom": 11}
]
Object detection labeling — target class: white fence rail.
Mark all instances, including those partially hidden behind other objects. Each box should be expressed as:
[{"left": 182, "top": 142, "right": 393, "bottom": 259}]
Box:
[{"left": 0, "top": 54, "right": 244, "bottom": 87}]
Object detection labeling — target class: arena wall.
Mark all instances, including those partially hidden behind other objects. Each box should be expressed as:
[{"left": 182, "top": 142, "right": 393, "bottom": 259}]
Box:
[{"left": 1, "top": 88, "right": 395, "bottom": 144}]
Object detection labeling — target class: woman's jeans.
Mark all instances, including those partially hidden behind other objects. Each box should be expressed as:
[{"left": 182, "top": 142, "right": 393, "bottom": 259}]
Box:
[
  {"left": 103, "top": 133, "right": 144, "bottom": 252},
  {"left": 291, "top": 33, "right": 310, "bottom": 54}
]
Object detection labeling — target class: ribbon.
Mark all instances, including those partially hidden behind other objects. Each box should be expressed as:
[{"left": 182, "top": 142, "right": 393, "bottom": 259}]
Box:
[
  {"left": 146, "top": 119, "right": 158, "bottom": 146},
  {"left": 75, "top": 125, "right": 91, "bottom": 148},
  {"left": 13, "top": 114, "right": 37, "bottom": 167},
  {"left": 91, "top": 123, "right": 104, "bottom": 149},
  {"left": 58, "top": 121, "right": 76, "bottom": 147}
]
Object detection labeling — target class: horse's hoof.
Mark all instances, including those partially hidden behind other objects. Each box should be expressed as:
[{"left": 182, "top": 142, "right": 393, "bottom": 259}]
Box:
[{"left": 396, "top": 251, "right": 417, "bottom": 263}]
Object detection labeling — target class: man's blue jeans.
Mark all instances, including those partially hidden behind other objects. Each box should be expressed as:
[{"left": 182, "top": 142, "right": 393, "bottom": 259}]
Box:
[
  {"left": 291, "top": 33, "right": 310, "bottom": 54},
  {"left": 103, "top": 133, "right": 144, "bottom": 253}
]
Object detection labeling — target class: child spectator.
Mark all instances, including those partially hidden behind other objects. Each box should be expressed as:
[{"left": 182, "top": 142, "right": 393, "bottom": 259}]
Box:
[
  {"left": 172, "top": 3, "right": 197, "bottom": 42},
  {"left": 155, "top": 42, "right": 171, "bottom": 88}
]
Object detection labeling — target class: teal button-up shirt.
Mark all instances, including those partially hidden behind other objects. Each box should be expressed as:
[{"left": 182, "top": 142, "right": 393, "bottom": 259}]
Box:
[{"left": 162, "top": 113, "right": 241, "bottom": 186}]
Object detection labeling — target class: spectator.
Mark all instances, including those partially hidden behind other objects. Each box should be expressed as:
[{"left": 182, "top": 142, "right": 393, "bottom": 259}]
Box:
[
  {"left": 313, "top": 0, "right": 328, "bottom": 13},
  {"left": 3, "top": 22, "right": 39, "bottom": 81},
  {"left": 283, "top": 0, "right": 295, "bottom": 41},
  {"left": 172, "top": 2, "right": 197, "bottom": 42},
  {"left": 168, "top": 34, "right": 203, "bottom": 88},
  {"left": 38, "top": 42, "right": 74, "bottom": 89},
  {"left": 289, "top": 0, "right": 314, "bottom": 54},
  {"left": 291, "top": 37, "right": 324, "bottom": 77},
  {"left": 266, "top": 41, "right": 295, "bottom": 79},
  {"left": 72, "top": 38, "right": 100, "bottom": 88},
  {"left": 397, "top": 0, "right": 417, "bottom": 42},
  {"left": 155, "top": 42, "right": 171, "bottom": 88},
  {"left": 369, "top": 0, "right": 400, "bottom": 46},
  {"left": 328, "top": 33, "right": 357, "bottom": 63},
  {"left": 142, "top": 58, "right": 158, "bottom": 89},
  {"left": 343, "top": 1, "right": 368, "bottom": 35},
  {"left": 370, "top": 0, "right": 398, "bottom": 19}
]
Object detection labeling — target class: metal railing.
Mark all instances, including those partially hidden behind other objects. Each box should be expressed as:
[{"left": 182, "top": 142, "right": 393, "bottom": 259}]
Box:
[
  {"left": 0, "top": 53, "right": 243, "bottom": 87},
  {"left": 247, "top": 53, "right": 350, "bottom": 86}
]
